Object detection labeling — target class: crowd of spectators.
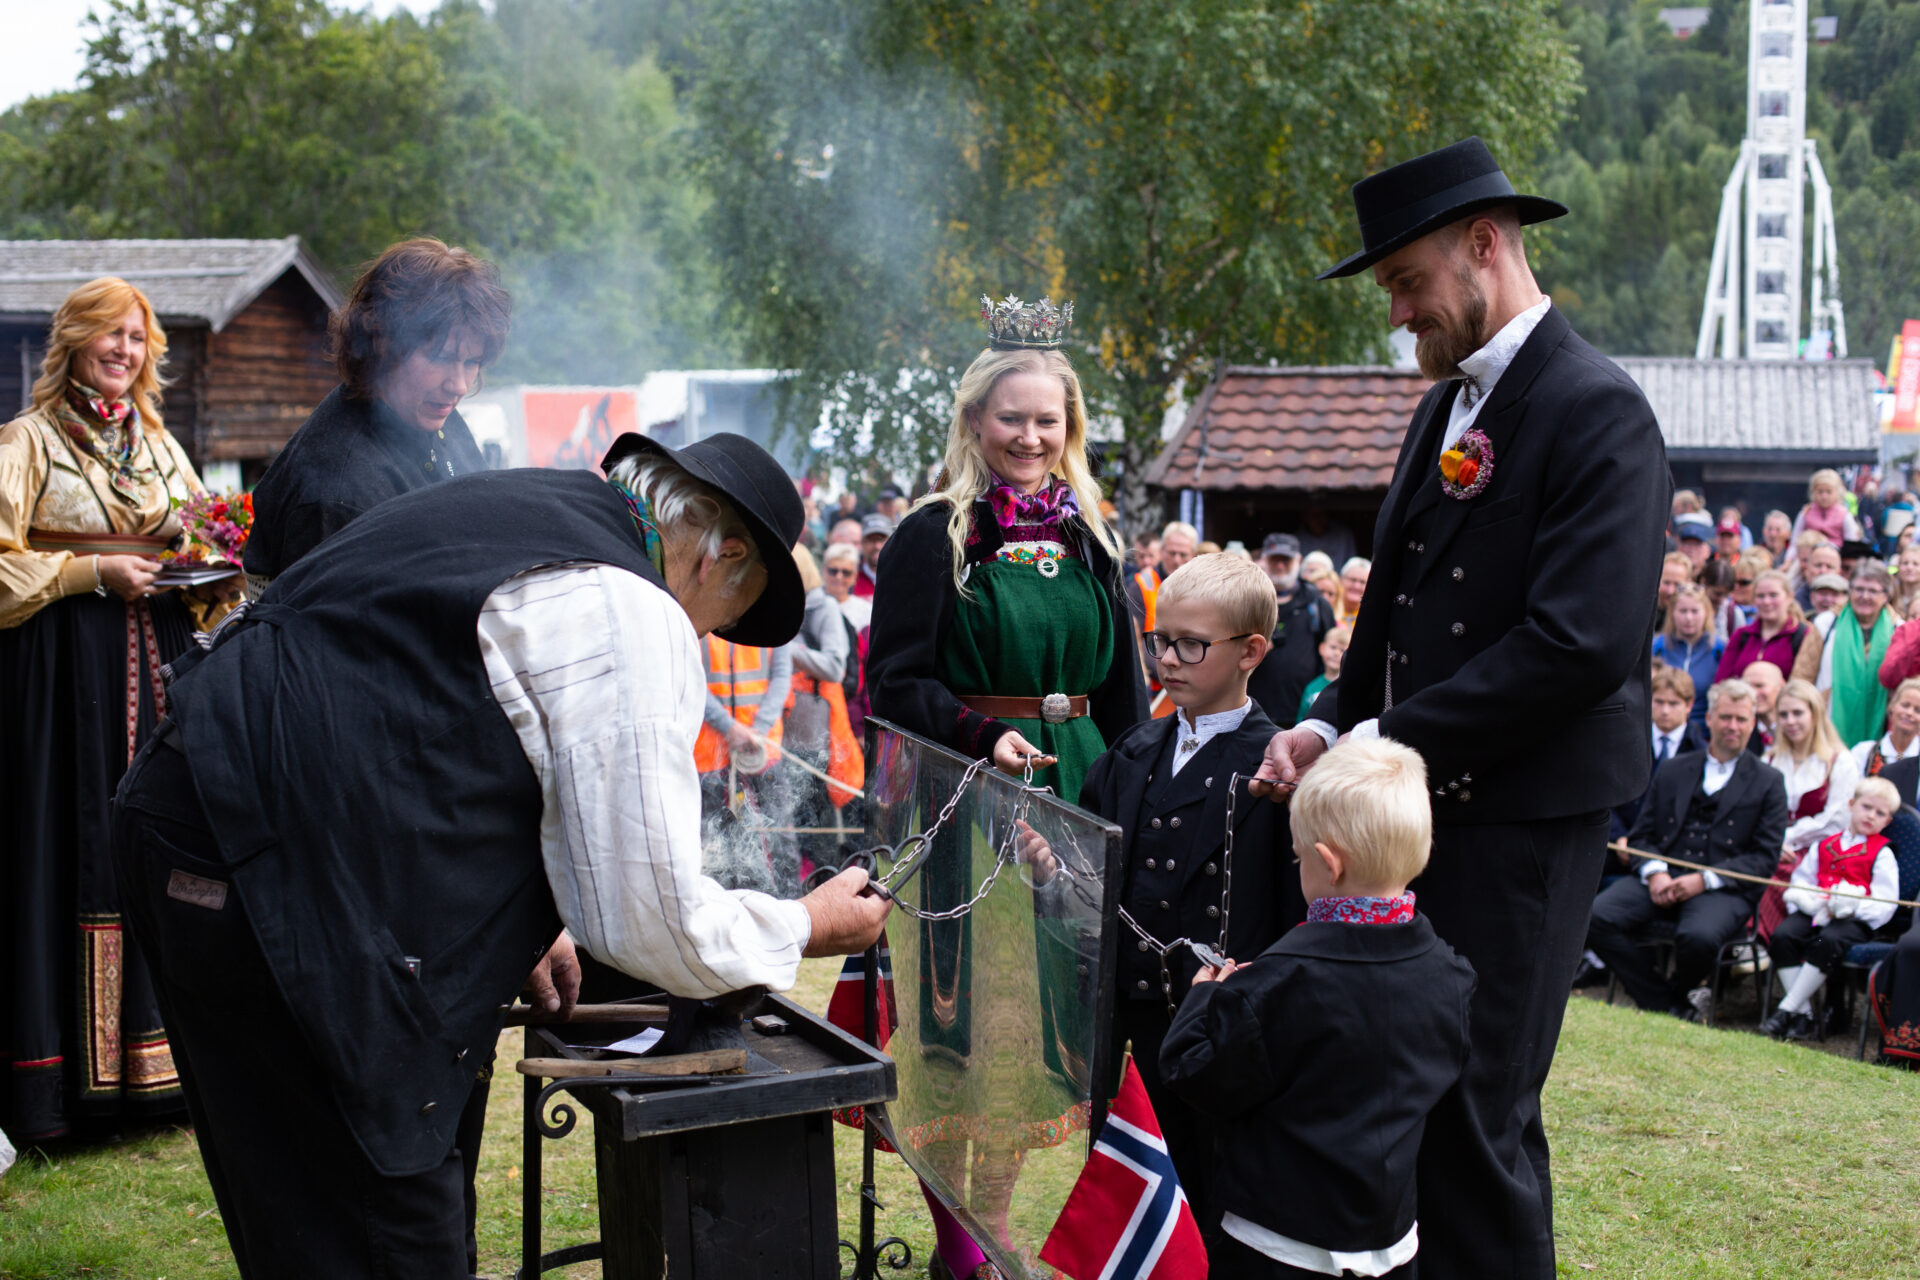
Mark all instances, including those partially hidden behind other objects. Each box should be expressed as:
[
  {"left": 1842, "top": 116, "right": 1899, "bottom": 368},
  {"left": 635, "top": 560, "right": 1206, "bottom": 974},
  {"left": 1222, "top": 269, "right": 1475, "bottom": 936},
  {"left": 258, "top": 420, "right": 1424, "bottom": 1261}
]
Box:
[{"left": 1582, "top": 470, "right": 1920, "bottom": 1061}]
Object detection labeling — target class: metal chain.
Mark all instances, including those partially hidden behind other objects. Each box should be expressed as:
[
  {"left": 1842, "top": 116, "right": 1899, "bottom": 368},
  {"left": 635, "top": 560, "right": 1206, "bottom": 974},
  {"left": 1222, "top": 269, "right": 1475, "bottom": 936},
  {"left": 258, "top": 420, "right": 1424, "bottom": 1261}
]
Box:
[
  {"left": 1116, "top": 770, "right": 1243, "bottom": 1016},
  {"left": 877, "top": 755, "right": 1052, "bottom": 922}
]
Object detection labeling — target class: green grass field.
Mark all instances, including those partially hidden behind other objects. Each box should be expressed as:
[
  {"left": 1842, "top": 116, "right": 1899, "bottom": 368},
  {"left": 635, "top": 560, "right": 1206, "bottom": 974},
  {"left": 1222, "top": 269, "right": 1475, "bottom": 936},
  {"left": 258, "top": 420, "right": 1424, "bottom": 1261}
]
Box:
[{"left": 4, "top": 969, "right": 1916, "bottom": 1279}]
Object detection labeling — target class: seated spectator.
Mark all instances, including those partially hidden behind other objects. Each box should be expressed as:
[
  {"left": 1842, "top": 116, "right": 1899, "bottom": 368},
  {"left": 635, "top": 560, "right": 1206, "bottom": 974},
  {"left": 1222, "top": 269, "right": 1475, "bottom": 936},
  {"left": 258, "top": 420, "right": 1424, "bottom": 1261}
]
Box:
[
  {"left": 1696, "top": 559, "right": 1742, "bottom": 642},
  {"left": 1760, "top": 777, "right": 1902, "bottom": 1041},
  {"left": 1652, "top": 584, "right": 1722, "bottom": 729},
  {"left": 1760, "top": 509, "right": 1794, "bottom": 566},
  {"left": 1297, "top": 624, "right": 1350, "bottom": 725},
  {"left": 1587, "top": 678, "right": 1788, "bottom": 1018},
  {"left": 1766, "top": 679, "right": 1861, "bottom": 855},
  {"left": 1805, "top": 571, "right": 1850, "bottom": 623},
  {"left": 1334, "top": 555, "right": 1369, "bottom": 629},
  {"left": 1852, "top": 676, "right": 1920, "bottom": 777},
  {"left": 1729, "top": 548, "right": 1772, "bottom": 629},
  {"left": 1742, "top": 660, "right": 1785, "bottom": 756},
  {"left": 1792, "top": 468, "right": 1864, "bottom": 549},
  {"left": 1792, "top": 561, "right": 1898, "bottom": 745},
  {"left": 1611, "top": 664, "right": 1709, "bottom": 845},
  {"left": 1675, "top": 513, "right": 1714, "bottom": 570},
  {"left": 1656, "top": 550, "right": 1694, "bottom": 631},
  {"left": 1716, "top": 569, "right": 1808, "bottom": 688}
]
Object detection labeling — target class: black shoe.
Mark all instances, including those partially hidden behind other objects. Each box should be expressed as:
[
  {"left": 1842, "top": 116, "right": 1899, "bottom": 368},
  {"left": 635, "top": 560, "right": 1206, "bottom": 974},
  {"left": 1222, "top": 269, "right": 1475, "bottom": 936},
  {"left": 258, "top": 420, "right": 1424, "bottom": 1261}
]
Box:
[
  {"left": 1760, "top": 1007, "right": 1797, "bottom": 1039},
  {"left": 1570, "top": 957, "right": 1608, "bottom": 990},
  {"left": 1783, "top": 1010, "right": 1819, "bottom": 1041}
]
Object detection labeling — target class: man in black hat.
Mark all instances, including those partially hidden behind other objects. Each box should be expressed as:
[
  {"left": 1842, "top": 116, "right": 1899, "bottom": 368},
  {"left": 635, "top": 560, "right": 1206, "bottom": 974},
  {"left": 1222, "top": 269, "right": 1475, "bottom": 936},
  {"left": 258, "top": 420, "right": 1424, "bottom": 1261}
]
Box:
[
  {"left": 110, "top": 433, "right": 892, "bottom": 1278},
  {"left": 1246, "top": 532, "right": 1335, "bottom": 728},
  {"left": 1253, "top": 137, "right": 1670, "bottom": 1278}
]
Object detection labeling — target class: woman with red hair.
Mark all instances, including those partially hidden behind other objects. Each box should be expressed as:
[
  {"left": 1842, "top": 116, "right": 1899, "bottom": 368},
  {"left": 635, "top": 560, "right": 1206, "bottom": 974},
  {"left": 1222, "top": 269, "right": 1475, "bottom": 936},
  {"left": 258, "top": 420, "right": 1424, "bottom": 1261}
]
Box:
[{"left": 0, "top": 276, "right": 214, "bottom": 1141}]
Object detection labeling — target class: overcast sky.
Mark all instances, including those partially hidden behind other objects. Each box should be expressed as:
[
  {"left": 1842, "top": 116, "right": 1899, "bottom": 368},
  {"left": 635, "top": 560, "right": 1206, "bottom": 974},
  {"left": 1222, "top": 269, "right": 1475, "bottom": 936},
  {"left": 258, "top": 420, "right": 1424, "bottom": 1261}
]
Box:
[{"left": 0, "top": 1, "right": 422, "bottom": 112}]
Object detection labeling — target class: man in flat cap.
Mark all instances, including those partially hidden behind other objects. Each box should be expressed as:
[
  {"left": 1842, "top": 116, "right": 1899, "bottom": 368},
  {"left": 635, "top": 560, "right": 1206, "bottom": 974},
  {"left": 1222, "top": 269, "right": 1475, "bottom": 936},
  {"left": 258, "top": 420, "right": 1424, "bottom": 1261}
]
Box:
[
  {"left": 1255, "top": 138, "right": 1671, "bottom": 1277},
  {"left": 111, "top": 433, "right": 891, "bottom": 1278}
]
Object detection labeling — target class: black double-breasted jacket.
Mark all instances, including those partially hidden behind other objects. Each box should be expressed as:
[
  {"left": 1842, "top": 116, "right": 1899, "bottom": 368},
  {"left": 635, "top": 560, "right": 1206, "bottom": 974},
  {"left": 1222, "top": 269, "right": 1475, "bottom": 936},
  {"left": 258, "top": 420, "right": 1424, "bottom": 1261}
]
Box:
[
  {"left": 1080, "top": 705, "right": 1301, "bottom": 1005},
  {"left": 1625, "top": 749, "right": 1789, "bottom": 904},
  {"left": 1312, "top": 306, "right": 1672, "bottom": 825}
]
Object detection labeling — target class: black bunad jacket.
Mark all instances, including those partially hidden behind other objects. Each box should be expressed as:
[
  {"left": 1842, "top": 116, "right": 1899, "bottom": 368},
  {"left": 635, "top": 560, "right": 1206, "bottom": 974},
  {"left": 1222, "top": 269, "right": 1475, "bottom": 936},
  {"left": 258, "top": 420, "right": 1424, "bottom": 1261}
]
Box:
[
  {"left": 1625, "top": 749, "right": 1789, "bottom": 904},
  {"left": 1079, "top": 706, "right": 1303, "bottom": 1007},
  {"left": 243, "top": 385, "right": 487, "bottom": 584},
  {"left": 1612, "top": 720, "right": 1712, "bottom": 842},
  {"left": 866, "top": 498, "right": 1146, "bottom": 757},
  {"left": 1309, "top": 306, "right": 1671, "bottom": 826},
  {"left": 1160, "top": 914, "right": 1474, "bottom": 1256}
]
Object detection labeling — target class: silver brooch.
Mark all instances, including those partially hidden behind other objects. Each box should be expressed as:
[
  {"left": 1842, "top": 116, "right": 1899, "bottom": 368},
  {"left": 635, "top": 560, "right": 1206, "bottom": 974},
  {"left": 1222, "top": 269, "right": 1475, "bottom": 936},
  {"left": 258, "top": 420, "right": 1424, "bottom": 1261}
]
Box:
[{"left": 1036, "top": 556, "right": 1060, "bottom": 578}]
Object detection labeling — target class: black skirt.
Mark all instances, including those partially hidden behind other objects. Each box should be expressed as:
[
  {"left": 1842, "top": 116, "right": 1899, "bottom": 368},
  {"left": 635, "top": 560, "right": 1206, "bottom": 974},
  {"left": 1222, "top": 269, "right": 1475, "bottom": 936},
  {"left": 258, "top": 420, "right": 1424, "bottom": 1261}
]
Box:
[{"left": 1, "top": 590, "right": 193, "bottom": 1140}]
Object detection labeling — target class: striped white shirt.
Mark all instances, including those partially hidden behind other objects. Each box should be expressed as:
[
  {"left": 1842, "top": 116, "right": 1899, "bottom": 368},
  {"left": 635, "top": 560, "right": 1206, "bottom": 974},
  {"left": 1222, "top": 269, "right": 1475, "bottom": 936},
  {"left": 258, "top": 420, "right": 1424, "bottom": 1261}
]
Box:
[{"left": 477, "top": 562, "right": 812, "bottom": 998}]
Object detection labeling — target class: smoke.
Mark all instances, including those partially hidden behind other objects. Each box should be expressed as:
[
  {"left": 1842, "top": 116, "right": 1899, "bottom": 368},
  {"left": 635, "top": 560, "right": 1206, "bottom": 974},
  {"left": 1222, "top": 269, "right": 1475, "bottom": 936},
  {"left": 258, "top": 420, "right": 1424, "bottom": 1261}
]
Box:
[{"left": 699, "top": 757, "right": 821, "bottom": 900}]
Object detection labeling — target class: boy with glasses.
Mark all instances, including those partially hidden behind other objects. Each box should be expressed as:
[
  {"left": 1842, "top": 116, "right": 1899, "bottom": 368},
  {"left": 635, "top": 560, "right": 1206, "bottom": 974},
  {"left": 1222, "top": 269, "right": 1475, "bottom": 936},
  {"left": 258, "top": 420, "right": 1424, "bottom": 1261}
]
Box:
[{"left": 1075, "top": 553, "right": 1302, "bottom": 1232}]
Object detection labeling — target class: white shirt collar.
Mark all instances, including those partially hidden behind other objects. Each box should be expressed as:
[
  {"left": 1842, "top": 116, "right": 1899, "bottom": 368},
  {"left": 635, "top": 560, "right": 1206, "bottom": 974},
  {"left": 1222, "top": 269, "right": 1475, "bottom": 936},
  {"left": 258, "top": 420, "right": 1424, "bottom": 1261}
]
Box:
[
  {"left": 1456, "top": 297, "right": 1551, "bottom": 408},
  {"left": 1171, "top": 699, "right": 1253, "bottom": 774}
]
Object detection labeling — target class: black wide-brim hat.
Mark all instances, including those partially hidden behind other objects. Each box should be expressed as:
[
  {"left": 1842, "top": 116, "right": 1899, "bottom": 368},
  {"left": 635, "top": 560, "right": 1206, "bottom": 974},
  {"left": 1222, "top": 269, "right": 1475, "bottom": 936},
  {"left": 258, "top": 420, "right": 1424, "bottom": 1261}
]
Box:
[
  {"left": 600, "top": 431, "right": 805, "bottom": 647},
  {"left": 1317, "top": 136, "right": 1567, "bottom": 280}
]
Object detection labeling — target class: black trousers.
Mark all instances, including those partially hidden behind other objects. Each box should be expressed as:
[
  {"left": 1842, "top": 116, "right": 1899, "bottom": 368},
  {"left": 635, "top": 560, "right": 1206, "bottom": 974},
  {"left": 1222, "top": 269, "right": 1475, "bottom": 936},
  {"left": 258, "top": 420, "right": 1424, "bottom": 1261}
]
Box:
[
  {"left": 111, "top": 732, "right": 478, "bottom": 1279},
  {"left": 1114, "top": 999, "right": 1217, "bottom": 1237},
  {"left": 1410, "top": 811, "right": 1608, "bottom": 1280},
  {"left": 1585, "top": 877, "right": 1752, "bottom": 1012},
  {"left": 1209, "top": 1229, "right": 1415, "bottom": 1279},
  {"left": 1767, "top": 912, "right": 1873, "bottom": 976}
]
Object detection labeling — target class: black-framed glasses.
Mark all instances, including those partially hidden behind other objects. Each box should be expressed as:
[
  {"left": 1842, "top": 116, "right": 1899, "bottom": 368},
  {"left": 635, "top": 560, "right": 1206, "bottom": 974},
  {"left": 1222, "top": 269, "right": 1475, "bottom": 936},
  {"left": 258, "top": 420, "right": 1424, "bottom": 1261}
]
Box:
[{"left": 1142, "top": 631, "right": 1254, "bottom": 663}]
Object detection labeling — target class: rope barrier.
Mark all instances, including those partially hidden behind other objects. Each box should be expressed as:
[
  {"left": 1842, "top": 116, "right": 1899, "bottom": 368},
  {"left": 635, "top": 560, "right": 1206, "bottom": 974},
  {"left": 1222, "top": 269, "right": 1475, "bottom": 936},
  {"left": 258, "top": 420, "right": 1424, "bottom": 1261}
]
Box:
[{"left": 1609, "top": 840, "right": 1920, "bottom": 910}]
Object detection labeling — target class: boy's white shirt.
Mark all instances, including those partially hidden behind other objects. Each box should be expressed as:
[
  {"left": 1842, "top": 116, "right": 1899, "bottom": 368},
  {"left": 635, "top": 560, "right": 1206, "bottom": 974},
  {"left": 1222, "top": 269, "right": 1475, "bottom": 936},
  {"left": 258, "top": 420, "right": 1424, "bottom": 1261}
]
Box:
[
  {"left": 1170, "top": 699, "right": 1254, "bottom": 776},
  {"left": 1783, "top": 826, "right": 1901, "bottom": 931},
  {"left": 1221, "top": 1213, "right": 1418, "bottom": 1276}
]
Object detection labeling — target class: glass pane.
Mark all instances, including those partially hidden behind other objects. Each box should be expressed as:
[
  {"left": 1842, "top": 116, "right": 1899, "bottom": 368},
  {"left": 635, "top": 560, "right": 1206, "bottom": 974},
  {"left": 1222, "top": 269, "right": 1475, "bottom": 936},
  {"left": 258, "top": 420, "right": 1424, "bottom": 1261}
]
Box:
[{"left": 864, "top": 720, "right": 1121, "bottom": 1279}]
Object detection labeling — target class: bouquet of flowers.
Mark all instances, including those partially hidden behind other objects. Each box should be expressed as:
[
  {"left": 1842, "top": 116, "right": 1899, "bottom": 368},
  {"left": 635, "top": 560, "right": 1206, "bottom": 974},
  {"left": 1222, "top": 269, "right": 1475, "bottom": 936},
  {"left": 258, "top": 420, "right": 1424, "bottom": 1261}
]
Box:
[{"left": 167, "top": 490, "right": 254, "bottom": 565}]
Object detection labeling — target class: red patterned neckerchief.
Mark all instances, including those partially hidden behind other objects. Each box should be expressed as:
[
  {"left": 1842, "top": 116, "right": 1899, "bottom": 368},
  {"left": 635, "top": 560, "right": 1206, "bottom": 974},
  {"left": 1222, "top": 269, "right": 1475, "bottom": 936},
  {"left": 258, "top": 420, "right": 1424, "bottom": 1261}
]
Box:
[
  {"left": 1306, "top": 891, "right": 1417, "bottom": 926},
  {"left": 55, "top": 383, "right": 157, "bottom": 504}
]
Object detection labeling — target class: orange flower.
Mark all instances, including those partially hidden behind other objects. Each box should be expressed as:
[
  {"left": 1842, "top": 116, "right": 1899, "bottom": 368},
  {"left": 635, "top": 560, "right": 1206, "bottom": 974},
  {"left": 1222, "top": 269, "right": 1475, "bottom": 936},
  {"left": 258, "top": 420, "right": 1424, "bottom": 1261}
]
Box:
[
  {"left": 1456, "top": 457, "right": 1480, "bottom": 487},
  {"left": 1439, "top": 449, "right": 1465, "bottom": 483}
]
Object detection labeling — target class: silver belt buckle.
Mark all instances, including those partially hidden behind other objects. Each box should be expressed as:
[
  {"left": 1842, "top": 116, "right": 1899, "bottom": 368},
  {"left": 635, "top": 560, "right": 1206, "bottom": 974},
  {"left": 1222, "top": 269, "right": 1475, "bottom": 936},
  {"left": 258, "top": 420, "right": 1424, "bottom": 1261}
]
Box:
[{"left": 1040, "top": 692, "right": 1073, "bottom": 724}]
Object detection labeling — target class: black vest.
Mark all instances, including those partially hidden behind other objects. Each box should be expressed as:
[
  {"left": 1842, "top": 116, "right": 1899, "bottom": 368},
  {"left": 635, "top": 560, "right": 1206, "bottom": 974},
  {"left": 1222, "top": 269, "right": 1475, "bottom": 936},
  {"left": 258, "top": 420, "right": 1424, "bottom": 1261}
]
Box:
[
  {"left": 167, "top": 468, "right": 664, "bottom": 1176},
  {"left": 1678, "top": 780, "right": 1718, "bottom": 865}
]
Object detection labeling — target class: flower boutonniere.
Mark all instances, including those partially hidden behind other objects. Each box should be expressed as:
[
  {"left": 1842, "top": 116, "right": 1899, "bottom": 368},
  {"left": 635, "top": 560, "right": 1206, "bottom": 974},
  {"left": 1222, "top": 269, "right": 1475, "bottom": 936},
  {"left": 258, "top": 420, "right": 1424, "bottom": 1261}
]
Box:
[{"left": 1438, "top": 428, "right": 1494, "bottom": 501}]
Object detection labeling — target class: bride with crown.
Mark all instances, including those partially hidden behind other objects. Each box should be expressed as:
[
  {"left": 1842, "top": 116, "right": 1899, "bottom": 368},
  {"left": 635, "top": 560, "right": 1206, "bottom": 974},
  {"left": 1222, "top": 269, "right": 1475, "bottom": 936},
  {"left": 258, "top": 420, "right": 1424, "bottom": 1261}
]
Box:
[{"left": 867, "top": 296, "right": 1146, "bottom": 1278}]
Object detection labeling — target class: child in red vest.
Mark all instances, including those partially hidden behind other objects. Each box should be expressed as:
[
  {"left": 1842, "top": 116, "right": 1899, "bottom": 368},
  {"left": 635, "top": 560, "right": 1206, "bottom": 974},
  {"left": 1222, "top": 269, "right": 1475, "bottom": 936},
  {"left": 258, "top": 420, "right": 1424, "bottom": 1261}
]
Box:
[{"left": 1762, "top": 775, "right": 1902, "bottom": 1041}]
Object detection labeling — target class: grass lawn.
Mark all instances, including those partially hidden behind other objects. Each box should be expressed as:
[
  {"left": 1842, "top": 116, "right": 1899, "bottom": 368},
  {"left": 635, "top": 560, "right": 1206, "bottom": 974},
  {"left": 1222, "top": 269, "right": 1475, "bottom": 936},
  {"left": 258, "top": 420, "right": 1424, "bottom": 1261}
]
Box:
[{"left": 3, "top": 970, "right": 1916, "bottom": 1278}]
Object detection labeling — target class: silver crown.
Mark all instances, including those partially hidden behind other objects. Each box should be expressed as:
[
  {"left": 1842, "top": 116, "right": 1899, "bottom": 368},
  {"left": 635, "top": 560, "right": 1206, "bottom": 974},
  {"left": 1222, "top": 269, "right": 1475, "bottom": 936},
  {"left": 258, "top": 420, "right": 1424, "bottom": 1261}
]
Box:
[{"left": 981, "top": 294, "right": 1073, "bottom": 350}]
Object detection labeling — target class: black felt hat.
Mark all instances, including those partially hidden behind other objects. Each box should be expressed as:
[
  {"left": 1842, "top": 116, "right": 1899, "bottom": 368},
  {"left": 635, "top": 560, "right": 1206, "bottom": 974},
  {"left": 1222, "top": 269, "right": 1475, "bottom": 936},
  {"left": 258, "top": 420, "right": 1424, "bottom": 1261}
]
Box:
[
  {"left": 1317, "top": 137, "right": 1567, "bottom": 280},
  {"left": 600, "top": 432, "right": 805, "bottom": 647}
]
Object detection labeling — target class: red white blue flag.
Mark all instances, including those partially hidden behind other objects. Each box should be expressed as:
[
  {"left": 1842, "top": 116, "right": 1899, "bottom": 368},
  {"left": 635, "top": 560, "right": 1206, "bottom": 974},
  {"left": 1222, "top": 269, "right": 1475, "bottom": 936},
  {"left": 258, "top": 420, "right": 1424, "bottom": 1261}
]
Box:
[
  {"left": 1039, "top": 1057, "right": 1207, "bottom": 1280},
  {"left": 825, "top": 937, "right": 896, "bottom": 1048}
]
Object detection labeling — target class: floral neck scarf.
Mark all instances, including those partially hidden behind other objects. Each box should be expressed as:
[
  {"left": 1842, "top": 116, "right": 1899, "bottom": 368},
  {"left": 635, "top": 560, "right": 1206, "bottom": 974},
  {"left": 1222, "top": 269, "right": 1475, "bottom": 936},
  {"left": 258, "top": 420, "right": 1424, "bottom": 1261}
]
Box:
[
  {"left": 985, "top": 473, "right": 1079, "bottom": 531},
  {"left": 1305, "top": 892, "right": 1417, "bottom": 926},
  {"left": 55, "top": 382, "right": 157, "bottom": 505}
]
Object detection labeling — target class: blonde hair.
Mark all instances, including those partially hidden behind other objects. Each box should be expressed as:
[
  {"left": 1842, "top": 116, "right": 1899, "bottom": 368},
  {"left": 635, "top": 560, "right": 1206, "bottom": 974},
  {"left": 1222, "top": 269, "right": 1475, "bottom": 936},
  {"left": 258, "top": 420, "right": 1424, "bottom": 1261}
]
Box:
[
  {"left": 1290, "top": 737, "right": 1432, "bottom": 888},
  {"left": 1854, "top": 775, "right": 1901, "bottom": 813},
  {"left": 1750, "top": 568, "right": 1806, "bottom": 626},
  {"left": 1161, "top": 521, "right": 1199, "bottom": 545},
  {"left": 1156, "top": 552, "right": 1279, "bottom": 639},
  {"left": 1662, "top": 582, "right": 1718, "bottom": 646},
  {"left": 1809, "top": 469, "right": 1843, "bottom": 500},
  {"left": 915, "top": 347, "right": 1122, "bottom": 591},
  {"left": 792, "top": 542, "right": 821, "bottom": 593},
  {"left": 1650, "top": 663, "right": 1696, "bottom": 706},
  {"left": 1707, "top": 677, "right": 1757, "bottom": 714},
  {"left": 606, "top": 451, "right": 760, "bottom": 589},
  {"left": 1890, "top": 677, "right": 1920, "bottom": 720},
  {"left": 32, "top": 277, "right": 170, "bottom": 431},
  {"left": 1770, "top": 678, "right": 1843, "bottom": 768}
]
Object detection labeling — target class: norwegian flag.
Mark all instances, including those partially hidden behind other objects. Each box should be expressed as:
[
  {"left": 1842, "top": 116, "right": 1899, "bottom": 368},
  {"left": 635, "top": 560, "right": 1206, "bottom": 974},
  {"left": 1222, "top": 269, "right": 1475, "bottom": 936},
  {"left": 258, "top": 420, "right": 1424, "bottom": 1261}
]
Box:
[
  {"left": 825, "top": 937, "right": 896, "bottom": 1048},
  {"left": 1039, "top": 1058, "right": 1208, "bottom": 1280}
]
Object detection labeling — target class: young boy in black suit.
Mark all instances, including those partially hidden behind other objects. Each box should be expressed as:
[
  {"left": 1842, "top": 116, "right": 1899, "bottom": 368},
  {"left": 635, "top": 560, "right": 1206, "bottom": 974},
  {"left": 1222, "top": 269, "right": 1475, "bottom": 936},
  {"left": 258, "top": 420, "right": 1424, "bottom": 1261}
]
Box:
[
  {"left": 1076, "top": 552, "right": 1302, "bottom": 1232},
  {"left": 1161, "top": 737, "right": 1475, "bottom": 1278}
]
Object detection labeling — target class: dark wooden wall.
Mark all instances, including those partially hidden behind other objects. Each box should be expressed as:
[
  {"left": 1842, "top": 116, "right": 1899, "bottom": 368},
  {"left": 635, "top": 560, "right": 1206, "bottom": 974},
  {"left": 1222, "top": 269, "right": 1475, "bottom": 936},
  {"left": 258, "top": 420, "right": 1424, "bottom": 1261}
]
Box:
[
  {"left": 202, "top": 270, "right": 335, "bottom": 463},
  {"left": 0, "top": 321, "right": 207, "bottom": 456}
]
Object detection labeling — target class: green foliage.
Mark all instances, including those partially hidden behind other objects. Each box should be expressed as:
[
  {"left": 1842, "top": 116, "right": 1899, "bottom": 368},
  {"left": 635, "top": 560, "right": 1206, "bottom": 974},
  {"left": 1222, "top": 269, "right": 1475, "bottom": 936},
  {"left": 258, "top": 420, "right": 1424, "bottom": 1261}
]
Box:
[
  {"left": 0, "top": 0, "right": 733, "bottom": 384},
  {"left": 691, "top": 0, "right": 1580, "bottom": 517},
  {"left": 1538, "top": 0, "right": 1920, "bottom": 363}
]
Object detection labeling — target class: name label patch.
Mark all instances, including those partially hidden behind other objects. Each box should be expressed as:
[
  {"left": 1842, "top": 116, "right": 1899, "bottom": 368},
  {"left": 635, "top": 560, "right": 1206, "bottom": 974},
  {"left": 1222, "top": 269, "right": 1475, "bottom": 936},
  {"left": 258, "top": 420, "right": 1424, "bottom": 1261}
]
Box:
[{"left": 166, "top": 869, "right": 228, "bottom": 911}]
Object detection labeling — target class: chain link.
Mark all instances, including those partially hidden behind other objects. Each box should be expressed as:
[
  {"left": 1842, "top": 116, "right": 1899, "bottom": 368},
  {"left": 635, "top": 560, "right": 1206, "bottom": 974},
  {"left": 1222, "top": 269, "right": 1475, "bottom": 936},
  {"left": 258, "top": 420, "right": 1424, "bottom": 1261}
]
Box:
[
  {"left": 1116, "top": 770, "right": 1243, "bottom": 1016},
  {"left": 877, "top": 755, "right": 1052, "bottom": 922}
]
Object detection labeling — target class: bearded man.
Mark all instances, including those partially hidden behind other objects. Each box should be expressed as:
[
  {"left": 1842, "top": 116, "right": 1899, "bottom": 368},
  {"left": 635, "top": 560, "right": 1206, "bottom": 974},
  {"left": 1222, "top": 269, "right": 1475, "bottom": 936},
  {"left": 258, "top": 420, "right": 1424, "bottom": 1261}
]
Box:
[{"left": 1254, "top": 138, "right": 1670, "bottom": 1278}]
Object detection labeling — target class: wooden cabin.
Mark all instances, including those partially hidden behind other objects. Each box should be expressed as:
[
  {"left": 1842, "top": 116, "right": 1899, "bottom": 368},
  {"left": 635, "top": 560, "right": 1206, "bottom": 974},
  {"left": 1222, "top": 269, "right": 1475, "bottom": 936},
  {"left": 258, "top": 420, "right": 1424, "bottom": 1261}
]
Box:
[{"left": 0, "top": 238, "right": 341, "bottom": 483}]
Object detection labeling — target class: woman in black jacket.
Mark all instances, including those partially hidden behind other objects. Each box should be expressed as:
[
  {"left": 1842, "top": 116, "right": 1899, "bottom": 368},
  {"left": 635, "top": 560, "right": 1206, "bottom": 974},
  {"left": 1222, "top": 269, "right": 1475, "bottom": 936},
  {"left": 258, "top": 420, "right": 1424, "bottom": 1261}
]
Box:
[{"left": 241, "top": 237, "right": 508, "bottom": 593}]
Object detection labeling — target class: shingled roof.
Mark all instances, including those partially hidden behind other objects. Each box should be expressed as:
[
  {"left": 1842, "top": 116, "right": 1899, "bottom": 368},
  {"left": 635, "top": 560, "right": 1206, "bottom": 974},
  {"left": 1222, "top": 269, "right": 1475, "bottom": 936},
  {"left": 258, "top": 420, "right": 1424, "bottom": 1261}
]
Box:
[
  {"left": 1150, "top": 356, "right": 1881, "bottom": 493},
  {"left": 0, "top": 237, "right": 340, "bottom": 332},
  {"left": 1145, "top": 366, "right": 1432, "bottom": 493}
]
